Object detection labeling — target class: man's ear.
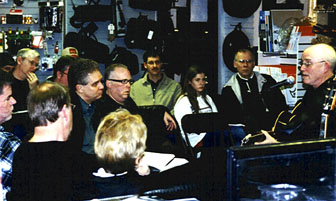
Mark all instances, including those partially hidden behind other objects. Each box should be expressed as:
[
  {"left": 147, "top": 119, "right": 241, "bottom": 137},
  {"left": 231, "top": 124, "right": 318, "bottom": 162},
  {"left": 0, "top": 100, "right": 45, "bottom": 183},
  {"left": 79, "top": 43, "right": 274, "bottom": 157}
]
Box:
[
  {"left": 143, "top": 63, "right": 147, "bottom": 69},
  {"left": 56, "top": 71, "right": 62, "bottom": 79},
  {"left": 60, "top": 104, "right": 71, "bottom": 124},
  {"left": 75, "top": 84, "right": 83, "bottom": 93},
  {"left": 105, "top": 80, "right": 111, "bottom": 88},
  {"left": 17, "top": 56, "right": 23, "bottom": 65}
]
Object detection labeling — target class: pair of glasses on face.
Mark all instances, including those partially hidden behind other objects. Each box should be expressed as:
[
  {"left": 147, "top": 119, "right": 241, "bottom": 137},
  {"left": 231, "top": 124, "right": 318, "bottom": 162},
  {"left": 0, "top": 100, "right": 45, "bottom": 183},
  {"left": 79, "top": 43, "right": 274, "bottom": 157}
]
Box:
[
  {"left": 299, "top": 60, "right": 325, "bottom": 67},
  {"left": 236, "top": 59, "right": 254, "bottom": 64},
  {"left": 25, "top": 59, "right": 41, "bottom": 71},
  {"left": 107, "top": 79, "right": 134, "bottom": 85}
]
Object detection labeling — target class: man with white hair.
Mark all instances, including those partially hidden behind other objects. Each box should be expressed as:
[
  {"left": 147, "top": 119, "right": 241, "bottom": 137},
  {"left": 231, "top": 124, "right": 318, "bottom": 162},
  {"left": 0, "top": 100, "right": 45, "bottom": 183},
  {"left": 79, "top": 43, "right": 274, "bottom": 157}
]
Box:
[
  {"left": 253, "top": 43, "right": 336, "bottom": 144},
  {"left": 4, "top": 48, "right": 40, "bottom": 139}
]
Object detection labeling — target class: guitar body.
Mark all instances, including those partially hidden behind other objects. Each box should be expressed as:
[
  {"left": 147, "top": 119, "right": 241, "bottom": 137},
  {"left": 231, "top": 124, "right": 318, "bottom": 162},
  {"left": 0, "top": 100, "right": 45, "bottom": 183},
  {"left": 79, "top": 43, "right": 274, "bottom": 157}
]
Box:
[{"left": 241, "top": 103, "right": 303, "bottom": 146}]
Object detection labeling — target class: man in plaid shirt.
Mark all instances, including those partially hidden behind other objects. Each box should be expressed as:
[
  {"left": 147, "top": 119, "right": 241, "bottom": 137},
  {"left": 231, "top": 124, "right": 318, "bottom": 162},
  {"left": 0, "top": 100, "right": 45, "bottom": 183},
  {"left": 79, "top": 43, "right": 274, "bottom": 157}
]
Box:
[{"left": 0, "top": 70, "right": 20, "bottom": 200}]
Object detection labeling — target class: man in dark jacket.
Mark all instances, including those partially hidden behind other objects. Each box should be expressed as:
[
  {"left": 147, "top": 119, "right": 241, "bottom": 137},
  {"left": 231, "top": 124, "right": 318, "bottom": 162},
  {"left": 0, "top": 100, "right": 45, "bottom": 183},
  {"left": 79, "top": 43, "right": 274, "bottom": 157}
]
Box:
[
  {"left": 254, "top": 43, "right": 336, "bottom": 144},
  {"left": 67, "top": 58, "right": 104, "bottom": 154},
  {"left": 92, "top": 63, "right": 182, "bottom": 154},
  {"left": 220, "top": 48, "right": 287, "bottom": 135}
]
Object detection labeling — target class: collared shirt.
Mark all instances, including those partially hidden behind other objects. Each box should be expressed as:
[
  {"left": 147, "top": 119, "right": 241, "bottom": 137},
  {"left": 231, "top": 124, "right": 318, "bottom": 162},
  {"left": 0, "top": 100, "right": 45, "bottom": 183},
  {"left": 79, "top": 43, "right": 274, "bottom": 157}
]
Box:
[
  {"left": 79, "top": 98, "right": 96, "bottom": 154},
  {"left": 147, "top": 74, "right": 163, "bottom": 97},
  {"left": 0, "top": 126, "right": 21, "bottom": 200},
  {"left": 130, "top": 72, "right": 182, "bottom": 114}
]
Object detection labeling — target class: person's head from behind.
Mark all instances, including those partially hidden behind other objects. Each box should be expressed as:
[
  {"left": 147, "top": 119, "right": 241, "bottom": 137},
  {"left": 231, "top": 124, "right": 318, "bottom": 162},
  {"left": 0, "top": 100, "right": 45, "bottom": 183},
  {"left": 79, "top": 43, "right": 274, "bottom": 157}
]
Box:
[
  {"left": 27, "top": 82, "right": 72, "bottom": 139},
  {"left": 143, "top": 49, "right": 162, "bottom": 77},
  {"left": 68, "top": 58, "right": 104, "bottom": 104},
  {"left": 15, "top": 48, "right": 40, "bottom": 79},
  {"left": 301, "top": 43, "right": 336, "bottom": 88},
  {"left": 94, "top": 109, "right": 147, "bottom": 174},
  {"left": 53, "top": 56, "right": 76, "bottom": 87},
  {"left": 105, "top": 63, "right": 133, "bottom": 105},
  {"left": 0, "top": 71, "right": 16, "bottom": 124},
  {"left": 0, "top": 53, "right": 15, "bottom": 72},
  {"left": 234, "top": 48, "right": 255, "bottom": 79}
]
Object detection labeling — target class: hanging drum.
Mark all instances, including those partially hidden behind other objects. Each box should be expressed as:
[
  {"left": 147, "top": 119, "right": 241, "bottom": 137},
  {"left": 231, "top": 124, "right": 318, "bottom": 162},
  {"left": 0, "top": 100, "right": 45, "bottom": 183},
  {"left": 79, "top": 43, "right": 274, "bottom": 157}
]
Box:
[{"left": 222, "top": 23, "right": 250, "bottom": 72}]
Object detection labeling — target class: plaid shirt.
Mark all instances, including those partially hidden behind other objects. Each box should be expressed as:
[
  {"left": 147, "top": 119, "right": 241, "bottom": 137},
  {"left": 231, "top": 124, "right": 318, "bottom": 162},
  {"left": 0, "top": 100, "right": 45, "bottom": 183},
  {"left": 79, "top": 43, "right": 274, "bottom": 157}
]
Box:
[{"left": 0, "top": 126, "right": 21, "bottom": 200}]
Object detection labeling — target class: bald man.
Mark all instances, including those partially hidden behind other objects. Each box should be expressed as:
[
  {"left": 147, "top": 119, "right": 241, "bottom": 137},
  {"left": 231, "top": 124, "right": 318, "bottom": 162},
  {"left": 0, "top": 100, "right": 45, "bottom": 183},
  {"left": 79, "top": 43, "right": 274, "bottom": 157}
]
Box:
[{"left": 251, "top": 43, "right": 336, "bottom": 144}]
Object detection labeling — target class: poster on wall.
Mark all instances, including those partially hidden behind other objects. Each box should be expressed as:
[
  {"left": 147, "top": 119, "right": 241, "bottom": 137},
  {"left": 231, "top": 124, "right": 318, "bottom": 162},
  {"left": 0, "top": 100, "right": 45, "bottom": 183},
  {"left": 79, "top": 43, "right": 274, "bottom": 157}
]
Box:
[{"left": 190, "top": 0, "right": 207, "bottom": 22}]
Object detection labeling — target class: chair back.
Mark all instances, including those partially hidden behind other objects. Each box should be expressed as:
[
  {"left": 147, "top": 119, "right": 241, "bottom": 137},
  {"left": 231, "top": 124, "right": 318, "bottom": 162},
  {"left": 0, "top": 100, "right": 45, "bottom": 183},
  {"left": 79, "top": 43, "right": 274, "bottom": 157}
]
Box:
[{"left": 181, "top": 112, "right": 228, "bottom": 134}]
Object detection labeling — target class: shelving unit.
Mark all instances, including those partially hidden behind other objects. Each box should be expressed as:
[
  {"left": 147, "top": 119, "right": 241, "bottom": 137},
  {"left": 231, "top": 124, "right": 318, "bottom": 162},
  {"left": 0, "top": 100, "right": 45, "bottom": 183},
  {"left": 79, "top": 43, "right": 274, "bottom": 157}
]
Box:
[{"left": 0, "top": 0, "right": 64, "bottom": 80}]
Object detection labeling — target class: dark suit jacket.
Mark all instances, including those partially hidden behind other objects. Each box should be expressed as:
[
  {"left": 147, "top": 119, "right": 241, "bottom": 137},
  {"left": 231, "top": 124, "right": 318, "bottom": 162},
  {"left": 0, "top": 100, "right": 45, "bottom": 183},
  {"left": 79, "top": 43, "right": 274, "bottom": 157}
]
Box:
[{"left": 67, "top": 92, "right": 86, "bottom": 153}]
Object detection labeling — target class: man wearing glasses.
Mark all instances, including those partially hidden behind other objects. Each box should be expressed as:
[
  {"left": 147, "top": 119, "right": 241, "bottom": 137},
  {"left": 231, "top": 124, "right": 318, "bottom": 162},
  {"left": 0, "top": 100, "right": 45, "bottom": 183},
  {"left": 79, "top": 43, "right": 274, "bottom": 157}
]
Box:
[
  {"left": 256, "top": 43, "right": 336, "bottom": 144},
  {"left": 47, "top": 55, "right": 76, "bottom": 87},
  {"left": 92, "top": 63, "right": 179, "bottom": 153},
  {"left": 220, "top": 48, "right": 287, "bottom": 137},
  {"left": 130, "top": 50, "right": 182, "bottom": 115},
  {"left": 4, "top": 48, "right": 40, "bottom": 139}
]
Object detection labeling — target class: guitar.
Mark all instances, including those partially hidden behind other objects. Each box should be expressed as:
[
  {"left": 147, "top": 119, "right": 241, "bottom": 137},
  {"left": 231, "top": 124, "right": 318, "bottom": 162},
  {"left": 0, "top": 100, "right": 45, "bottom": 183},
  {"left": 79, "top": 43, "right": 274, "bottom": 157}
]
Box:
[
  {"left": 242, "top": 78, "right": 336, "bottom": 146},
  {"left": 319, "top": 78, "right": 336, "bottom": 139},
  {"left": 241, "top": 103, "right": 302, "bottom": 146}
]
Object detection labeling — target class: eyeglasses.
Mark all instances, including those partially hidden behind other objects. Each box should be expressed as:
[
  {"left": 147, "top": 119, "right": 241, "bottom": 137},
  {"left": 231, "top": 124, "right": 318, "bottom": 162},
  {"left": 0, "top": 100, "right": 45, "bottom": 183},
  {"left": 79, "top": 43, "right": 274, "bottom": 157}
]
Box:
[
  {"left": 146, "top": 60, "right": 161, "bottom": 65},
  {"left": 299, "top": 60, "right": 325, "bottom": 67},
  {"left": 236, "top": 59, "right": 254, "bottom": 64},
  {"left": 107, "top": 78, "right": 134, "bottom": 85},
  {"left": 25, "top": 59, "right": 40, "bottom": 68}
]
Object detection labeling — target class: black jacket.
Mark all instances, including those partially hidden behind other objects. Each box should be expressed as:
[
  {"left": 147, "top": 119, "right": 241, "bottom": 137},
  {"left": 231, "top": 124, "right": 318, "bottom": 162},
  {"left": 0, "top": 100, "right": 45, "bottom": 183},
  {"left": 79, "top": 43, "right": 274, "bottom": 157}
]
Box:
[{"left": 220, "top": 73, "right": 288, "bottom": 134}]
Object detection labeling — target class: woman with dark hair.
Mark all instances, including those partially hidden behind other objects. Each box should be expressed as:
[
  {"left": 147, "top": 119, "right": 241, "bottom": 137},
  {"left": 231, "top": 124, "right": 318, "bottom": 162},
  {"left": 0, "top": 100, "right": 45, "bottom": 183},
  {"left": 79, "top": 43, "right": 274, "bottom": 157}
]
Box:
[{"left": 174, "top": 65, "right": 218, "bottom": 148}]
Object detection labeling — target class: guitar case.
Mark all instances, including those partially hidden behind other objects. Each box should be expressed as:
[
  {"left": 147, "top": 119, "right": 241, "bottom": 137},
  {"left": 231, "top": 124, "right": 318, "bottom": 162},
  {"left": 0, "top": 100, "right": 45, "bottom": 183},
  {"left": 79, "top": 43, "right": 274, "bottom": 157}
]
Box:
[
  {"left": 222, "top": 23, "right": 250, "bottom": 72},
  {"left": 223, "top": 0, "right": 261, "bottom": 18}
]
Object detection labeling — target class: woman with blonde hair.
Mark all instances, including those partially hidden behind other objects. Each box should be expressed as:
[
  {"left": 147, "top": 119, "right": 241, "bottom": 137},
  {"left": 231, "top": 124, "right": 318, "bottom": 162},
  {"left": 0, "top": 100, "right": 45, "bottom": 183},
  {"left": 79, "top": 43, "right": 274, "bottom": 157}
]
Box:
[{"left": 92, "top": 109, "right": 150, "bottom": 198}]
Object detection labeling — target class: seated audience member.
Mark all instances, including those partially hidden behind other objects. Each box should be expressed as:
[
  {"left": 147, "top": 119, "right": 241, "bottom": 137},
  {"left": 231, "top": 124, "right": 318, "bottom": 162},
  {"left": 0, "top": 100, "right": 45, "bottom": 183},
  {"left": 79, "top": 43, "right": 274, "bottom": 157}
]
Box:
[
  {"left": 220, "top": 48, "right": 287, "bottom": 136},
  {"left": 7, "top": 82, "right": 94, "bottom": 201},
  {"left": 251, "top": 43, "right": 336, "bottom": 145},
  {"left": 92, "top": 63, "right": 176, "bottom": 131},
  {"left": 92, "top": 109, "right": 149, "bottom": 198},
  {"left": 0, "top": 53, "right": 15, "bottom": 73},
  {"left": 92, "top": 64, "right": 178, "bottom": 154},
  {"left": 61, "top": 47, "right": 79, "bottom": 58},
  {"left": 3, "top": 48, "right": 40, "bottom": 139},
  {"left": 67, "top": 58, "right": 104, "bottom": 154},
  {"left": 174, "top": 65, "right": 218, "bottom": 148},
  {"left": 0, "top": 71, "right": 20, "bottom": 200},
  {"left": 47, "top": 55, "right": 76, "bottom": 87},
  {"left": 130, "top": 49, "right": 182, "bottom": 114}
]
